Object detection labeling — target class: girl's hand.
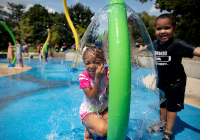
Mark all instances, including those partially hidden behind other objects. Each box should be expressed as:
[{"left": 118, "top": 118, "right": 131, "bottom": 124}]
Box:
[{"left": 95, "top": 64, "right": 105, "bottom": 80}]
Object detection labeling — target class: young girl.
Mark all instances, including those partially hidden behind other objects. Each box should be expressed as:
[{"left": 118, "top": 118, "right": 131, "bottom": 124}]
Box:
[
  {"left": 79, "top": 46, "right": 109, "bottom": 139},
  {"left": 7, "top": 42, "right": 14, "bottom": 65},
  {"left": 16, "top": 39, "right": 23, "bottom": 67}
]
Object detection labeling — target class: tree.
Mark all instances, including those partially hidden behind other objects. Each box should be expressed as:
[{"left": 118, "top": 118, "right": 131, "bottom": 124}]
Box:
[
  {"left": 1, "top": 2, "right": 94, "bottom": 50},
  {"left": 138, "top": 0, "right": 200, "bottom": 46},
  {"left": 0, "top": 5, "right": 13, "bottom": 51},
  {"left": 49, "top": 12, "right": 71, "bottom": 46},
  {"left": 23, "top": 4, "right": 52, "bottom": 43},
  {"left": 6, "top": 2, "right": 26, "bottom": 27},
  {"left": 68, "top": 3, "right": 94, "bottom": 29},
  {"left": 67, "top": 3, "right": 95, "bottom": 45},
  {"left": 0, "top": 5, "right": 8, "bottom": 20},
  {"left": 13, "top": 18, "right": 34, "bottom": 43},
  {"left": 138, "top": 11, "right": 157, "bottom": 41}
]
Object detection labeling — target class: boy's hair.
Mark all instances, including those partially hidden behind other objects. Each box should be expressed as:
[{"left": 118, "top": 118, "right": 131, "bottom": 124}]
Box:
[
  {"left": 83, "top": 46, "right": 105, "bottom": 61},
  {"left": 155, "top": 13, "right": 176, "bottom": 27}
]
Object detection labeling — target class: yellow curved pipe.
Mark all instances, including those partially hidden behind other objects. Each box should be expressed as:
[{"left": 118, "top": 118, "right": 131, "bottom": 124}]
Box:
[
  {"left": 42, "top": 29, "right": 51, "bottom": 59},
  {"left": 63, "top": 0, "right": 79, "bottom": 50}
]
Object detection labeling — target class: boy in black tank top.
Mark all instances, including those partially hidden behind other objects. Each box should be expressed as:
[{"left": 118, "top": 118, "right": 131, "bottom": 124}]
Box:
[{"left": 138, "top": 14, "right": 200, "bottom": 140}]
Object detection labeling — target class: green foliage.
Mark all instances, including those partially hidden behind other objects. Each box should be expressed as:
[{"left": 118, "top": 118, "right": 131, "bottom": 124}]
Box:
[
  {"left": 0, "top": 2, "right": 94, "bottom": 51},
  {"left": 49, "top": 12, "right": 71, "bottom": 46},
  {"left": 146, "top": 27, "right": 156, "bottom": 41},
  {"left": 0, "top": 5, "right": 8, "bottom": 19},
  {"left": 0, "top": 5, "right": 10, "bottom": 50},
  {"left": 137, "top": 0, "right": 152, "bottom": 3},
  {"left": 75, "top": 24, "right": 86, "bottom": 38},
  {"left": 28, "top": 46, "right": 38, "bottom": 52},
  {"left": 13, "top": 18, "right": 34, "bottom": 43},
  {"left": 0, "top": 4, "right": 26, "bottom": 50},
  {"left": 138, "top": 11, "right": 157, "bottom": 41},
  {"left": 6, "top": 2, "right": 26, "bottom": 28},
  {"left": 51, "top": 27, "right": 60, "bottom": 44},
  {"left": 68, "top": 3, "right": 94, "bottom": 29},
  {"left": 23, "top": 4, "right": 52, "bottom": 43},
  {"left": 67, "top": 3, "right": 94, "bottom": 45}
]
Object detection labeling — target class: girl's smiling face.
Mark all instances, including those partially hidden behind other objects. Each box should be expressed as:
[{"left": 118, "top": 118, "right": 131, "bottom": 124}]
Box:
[
  {"left": 154, "top": 18, "right": 177, "bottom": 44},
  {"left": 83, "top": 51, "right": 104, "bottom": 77}
]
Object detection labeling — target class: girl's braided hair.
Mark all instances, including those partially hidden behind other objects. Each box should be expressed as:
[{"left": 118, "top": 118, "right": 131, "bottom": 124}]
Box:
[
  {"left": 16, "top": 39, "right": 21, "bottom": 44},
  {"left": 83, "top": 46, "right": 105, "bottom": 61}
]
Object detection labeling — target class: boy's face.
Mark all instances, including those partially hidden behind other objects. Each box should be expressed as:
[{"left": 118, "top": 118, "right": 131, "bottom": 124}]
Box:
[
  {"left": 83, "top": 52, "right": 104, "bottom": 77},
  {"left": 154, "top": 18, "right": 177, "bottom": 44}
]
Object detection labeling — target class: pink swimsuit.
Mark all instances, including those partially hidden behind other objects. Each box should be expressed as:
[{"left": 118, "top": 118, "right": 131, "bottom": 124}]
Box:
[{"left": 79, "top": 66, "right": 109, "bottom": 120}]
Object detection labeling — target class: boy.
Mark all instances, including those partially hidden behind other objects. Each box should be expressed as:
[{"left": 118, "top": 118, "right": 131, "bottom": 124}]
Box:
[{"left": 138, "top": 13, "right": 200, "bottom": 140}]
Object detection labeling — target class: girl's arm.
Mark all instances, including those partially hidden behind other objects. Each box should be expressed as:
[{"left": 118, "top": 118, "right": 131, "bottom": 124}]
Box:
[
  {"left": 83, "top": 64, "right": 106, "bottom": 103},
  {"left": 193, "top": 47, "right": 200, "bottom": 56},
  {"left": 106, "top": 69, "right": 109, "bottom": 95},
  {"left": 83, "top": 78, "right": 101, "bottom": 103},
  {"left": 9, "top": 45, "right": 17, "bottom": 48},
  {"left": 106, "top": 83, "right": 109, "bottom": 95}
]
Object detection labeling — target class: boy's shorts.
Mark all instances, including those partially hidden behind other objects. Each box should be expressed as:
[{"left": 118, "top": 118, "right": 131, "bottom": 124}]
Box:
[{"left": 159, "top": 78, "right": 186, "bottom": 112}]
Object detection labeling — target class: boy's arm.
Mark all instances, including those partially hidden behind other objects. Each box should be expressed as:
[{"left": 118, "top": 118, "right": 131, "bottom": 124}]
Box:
[
  {"left": 136, "top": 45, "right": 148, "bottom": 51},
  {"left": 193, "top": 47, "right": 200, "bottom": 56}
]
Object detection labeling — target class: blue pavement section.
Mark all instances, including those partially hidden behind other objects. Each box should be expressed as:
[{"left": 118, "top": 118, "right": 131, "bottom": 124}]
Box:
[
  {"left": 0, "top": 58, "right": 199, "bottom": 140},
  {"left": 175, "top": 104, "right": 200, "bottom": 140}
]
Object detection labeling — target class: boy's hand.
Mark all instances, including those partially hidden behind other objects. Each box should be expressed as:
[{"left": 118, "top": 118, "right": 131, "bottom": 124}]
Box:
[
  {"left": 136, "top": 45, "right": 147, "bottom": 51},
  {"left": 95, "top": 64, "right": 105, "bottom": 79}
]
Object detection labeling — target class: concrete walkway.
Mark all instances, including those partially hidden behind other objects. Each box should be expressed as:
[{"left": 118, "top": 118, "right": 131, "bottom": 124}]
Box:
[
  {"left": 0, "top": 63, "right": 32, "bottom": 77},
  {"left": 185, "top": 77, "right": 200, "bottom": 108}
]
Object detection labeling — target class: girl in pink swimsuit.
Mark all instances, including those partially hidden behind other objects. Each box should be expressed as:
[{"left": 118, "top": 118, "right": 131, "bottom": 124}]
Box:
[
  {"left": 79, "top": 46, "right": 109, "bottom": 139},
  {"left": 7, "top": 42, "right": 14, "bottom": 65}
]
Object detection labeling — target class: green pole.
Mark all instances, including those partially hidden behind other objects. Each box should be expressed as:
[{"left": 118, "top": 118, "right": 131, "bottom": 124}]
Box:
[
  {"left": 1, "top": 21, "right": 17, "bottom": 66},
  {"left": 107, "top": 0, "right": 131, "bottom": 139}
]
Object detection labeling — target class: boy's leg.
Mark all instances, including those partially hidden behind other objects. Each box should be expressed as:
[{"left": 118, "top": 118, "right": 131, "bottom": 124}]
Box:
[
  {"left": 43, "top": 52, "right": 47, "bottom": 63},
  {"left": 147, "top": 108, "right": 166, "bottom": 132},
  {"left": 163, "top": 80, "right": 185, "bottom": 139},
  {"left": 163, "top": 111, "right": 177, "bottom": 139},
  {"left": 160, "top": 107, "right": 167, "bottom": 125},
  {"left": 83, "top": 113, "right": 108, "bottom": 137}
]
